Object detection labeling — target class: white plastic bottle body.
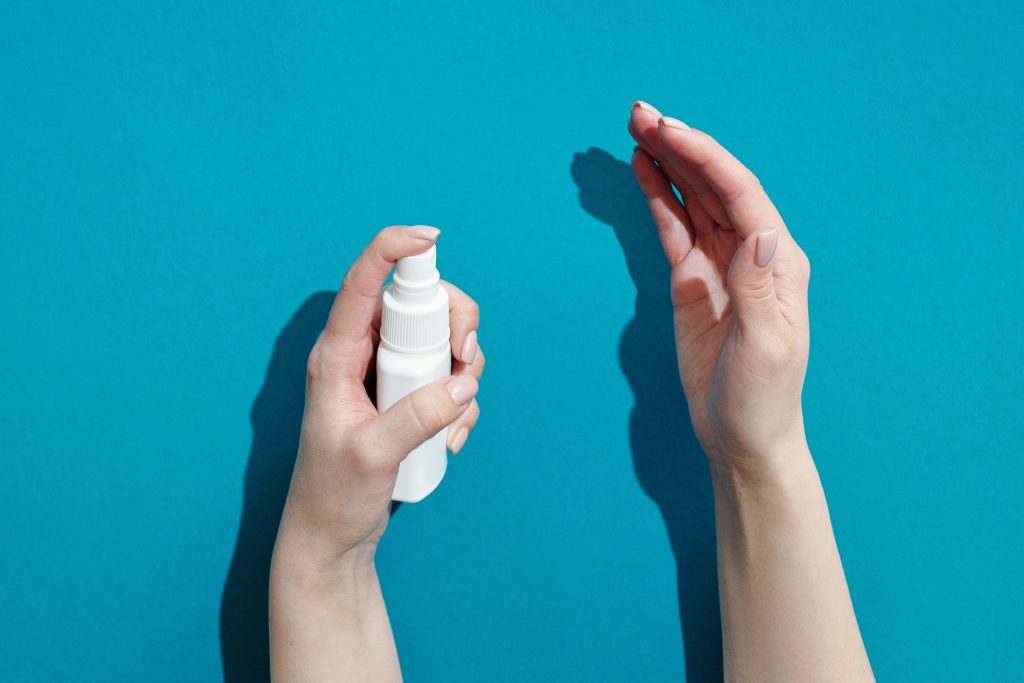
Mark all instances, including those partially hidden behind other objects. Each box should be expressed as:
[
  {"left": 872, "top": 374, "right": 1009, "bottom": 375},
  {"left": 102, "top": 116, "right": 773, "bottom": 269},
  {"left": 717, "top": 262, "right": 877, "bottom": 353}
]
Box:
[{"left": 377, "top": 344, "right": 452, "bottom": 502}]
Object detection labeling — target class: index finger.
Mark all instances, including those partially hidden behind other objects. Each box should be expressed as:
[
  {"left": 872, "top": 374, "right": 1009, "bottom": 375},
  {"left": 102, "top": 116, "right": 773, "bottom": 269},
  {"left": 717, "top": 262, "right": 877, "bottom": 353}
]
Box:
[
  {"left": 657, "top": 118, "right": 789, "bottom": 241},
  {"left": 323, "top": 225, "right": 440, "bottom": 353},
  {"left": 441, "top": 281, "right": 480, "bottom": 365}
]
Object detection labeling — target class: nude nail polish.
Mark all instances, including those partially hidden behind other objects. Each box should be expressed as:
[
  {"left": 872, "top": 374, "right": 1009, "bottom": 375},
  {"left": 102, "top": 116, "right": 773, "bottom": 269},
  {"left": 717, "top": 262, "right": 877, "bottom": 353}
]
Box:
[
  {"left": 446, "top": 375, "right": 478, "bottom": 407},
  {"left": 460, "top": 330, "right": 478, "bottom": 365},
  {"left": 406, "top": 225, "right": 440, "bottom": 240},
  {"left": 755, "top": 229, "right": 779, "bottom": 268},
  {"left": 449, "top": 426, "right": 469, "bottom": 454},
  {"left": 633, "top": 100, "right": 657, "bottom": 113},
  {"left": 659, "top": 116, "right": 690, "bottom": 131}
]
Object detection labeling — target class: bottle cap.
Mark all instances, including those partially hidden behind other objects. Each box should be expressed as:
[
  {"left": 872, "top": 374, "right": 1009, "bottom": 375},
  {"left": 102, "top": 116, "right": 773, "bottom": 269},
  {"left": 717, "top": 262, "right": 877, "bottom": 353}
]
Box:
[{"left": 381, "top": 245, "right": 450, "bottom": 353}]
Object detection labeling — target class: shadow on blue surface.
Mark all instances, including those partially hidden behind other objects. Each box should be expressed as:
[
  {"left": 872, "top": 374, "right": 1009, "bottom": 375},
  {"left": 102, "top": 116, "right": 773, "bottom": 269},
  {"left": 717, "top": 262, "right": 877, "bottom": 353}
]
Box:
[
  {"left": 571, "top": 147, "right": 723, "bottom": 681},
  {"left": 217, "top": 148, "right": 722, "bottom": 680},
  {"left": 219, "top": 291, "right": 335, "bottom": 683}
]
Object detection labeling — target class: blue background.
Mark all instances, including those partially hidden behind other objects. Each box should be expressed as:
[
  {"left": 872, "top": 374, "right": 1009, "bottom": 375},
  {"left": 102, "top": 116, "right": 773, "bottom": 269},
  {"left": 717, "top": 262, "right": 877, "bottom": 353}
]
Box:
[{"left": 2, "top": 1, "right": 1022, "bottom": 680}]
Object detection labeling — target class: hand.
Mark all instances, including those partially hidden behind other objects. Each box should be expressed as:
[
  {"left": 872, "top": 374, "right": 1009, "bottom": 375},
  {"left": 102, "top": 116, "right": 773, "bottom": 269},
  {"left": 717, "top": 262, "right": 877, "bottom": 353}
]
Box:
[
  {"left": 273, "top": 225, "right": 486, "bottom": 574},
  {"left": 628, "top": 102, "right": 811, "bottom": 475}
]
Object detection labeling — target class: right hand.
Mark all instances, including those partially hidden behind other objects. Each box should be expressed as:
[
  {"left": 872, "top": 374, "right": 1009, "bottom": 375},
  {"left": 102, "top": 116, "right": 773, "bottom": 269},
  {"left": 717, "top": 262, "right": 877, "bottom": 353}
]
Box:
[
  {"left": 273, "top": 226, "right": 486, "bottom": 577},
  {"left": 627, "top": 101, "right": 812, "bottom": 476}
]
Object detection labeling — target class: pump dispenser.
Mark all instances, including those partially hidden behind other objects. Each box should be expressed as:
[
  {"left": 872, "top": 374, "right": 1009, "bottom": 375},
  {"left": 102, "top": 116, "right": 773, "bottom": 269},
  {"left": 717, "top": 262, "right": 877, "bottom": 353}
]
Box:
[{"left": 377, "top": 245, "right": 451, "bottom": 502}]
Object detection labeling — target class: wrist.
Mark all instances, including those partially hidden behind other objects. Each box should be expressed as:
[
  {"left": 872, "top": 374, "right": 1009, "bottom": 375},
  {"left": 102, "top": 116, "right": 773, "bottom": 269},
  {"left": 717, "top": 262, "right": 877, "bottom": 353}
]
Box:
[
  {"left": 271, "top": 542, "right": 379, "bottom": 608},
  {"left": 272, "top": 513, "right": 379, "bottom": 596},
  {"left": 707, "top": 427, "right": 815, "bottom": 490}
]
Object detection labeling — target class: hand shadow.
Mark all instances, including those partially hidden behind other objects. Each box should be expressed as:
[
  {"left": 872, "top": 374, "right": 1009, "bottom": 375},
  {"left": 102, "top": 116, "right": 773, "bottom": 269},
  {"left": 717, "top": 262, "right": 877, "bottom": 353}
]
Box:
[
  {"left": 571, "top": 148, "right": 723, "bottom": 681},
  {"left": 218, "top": 291, "right": 334, "bottom": 683}
]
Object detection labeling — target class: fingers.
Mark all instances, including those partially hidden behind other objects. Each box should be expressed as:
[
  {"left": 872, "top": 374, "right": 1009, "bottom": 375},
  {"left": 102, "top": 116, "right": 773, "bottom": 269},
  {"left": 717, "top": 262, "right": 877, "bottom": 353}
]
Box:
[
  {"left": 442, "top": 281, "right": 479, "bottom": 365},
  {"left": 726, "top": 228, "right": 784, "bottom": 331},
  {"left": 361, "top": 374, "right": 479, "bottom": 464},
  {"left": 449, "top": 339, "right": 485, "bottom": 452},
  {"left": 322, "top": 226, "right": 440, "bottom": 364},
  {"left": 447, "top": 400, "right": 479, "bottom": 454},
  {"left": 656, "top": 119, "right": 788, "bottom": 241},
  {"left": 629, "top": 102, "right": 720, "bottom": 233},
  {"left": 438, "top": 279, "right": 485, "bottom": 452},
  {"left": 630, "top": 147, "right": 695, "bottom": 266}
]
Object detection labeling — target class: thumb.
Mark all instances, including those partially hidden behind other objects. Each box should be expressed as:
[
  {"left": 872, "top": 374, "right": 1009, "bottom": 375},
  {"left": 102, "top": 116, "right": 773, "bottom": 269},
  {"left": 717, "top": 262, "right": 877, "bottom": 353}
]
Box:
[
  {"left": 727, "top": 228, "right": 784, "bottom": 329},
  {"left": 365, "top": 375, "right": 479, "bottom": 463}
]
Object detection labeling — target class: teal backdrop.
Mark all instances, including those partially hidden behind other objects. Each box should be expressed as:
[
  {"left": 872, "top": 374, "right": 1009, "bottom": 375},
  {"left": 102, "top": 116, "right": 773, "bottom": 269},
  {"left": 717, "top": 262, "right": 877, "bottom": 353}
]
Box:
[{"left": 2, "top": 1, "right": 1022, "bottom": 680}]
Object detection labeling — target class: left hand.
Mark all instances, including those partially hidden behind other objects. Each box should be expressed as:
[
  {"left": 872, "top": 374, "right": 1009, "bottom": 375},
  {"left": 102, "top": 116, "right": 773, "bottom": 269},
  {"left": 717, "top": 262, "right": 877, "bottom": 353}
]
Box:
[{"left": 627, "top": 102, "right": 812, "bottom": 477}]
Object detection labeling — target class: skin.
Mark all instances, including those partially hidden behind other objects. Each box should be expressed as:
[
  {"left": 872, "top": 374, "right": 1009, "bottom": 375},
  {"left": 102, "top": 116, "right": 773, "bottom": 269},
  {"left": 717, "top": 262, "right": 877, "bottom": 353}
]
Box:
[
  {"left": 270, "top": 106, "right": 874, "bottom": 682},
  {"left": 269, "top": 225, "right": 483, "bottom": 683},
  {"left": 628, "top": 101, "right": 874, "bottom": 681}
]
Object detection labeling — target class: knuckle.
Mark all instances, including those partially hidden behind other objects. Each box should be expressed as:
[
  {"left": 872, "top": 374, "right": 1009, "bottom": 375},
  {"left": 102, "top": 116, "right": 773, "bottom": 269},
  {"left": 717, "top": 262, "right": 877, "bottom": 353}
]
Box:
[
  {"left": 409, "top": 391, "right": 449, "bottom": 435},
  {"left": 378, "top": 225, "right": 403, "bottom": 242},
  {"left": 305, "top": 339, "right": 345, "bottom": 389},
  {"left": 461, "top": 401, "right": 481, "bottom": 429},
  {"left": 305, "top": 341, "right": 326, "bottom": 383},
  {"left": 798, "top": 249, "right": 812, "bottom": 280},
  {"left": 721, "top": 170, "right": 761, "bottom": 203},
  {"left": 691, "top": 147, "right": 715, "bottom": 169},
  {"left": 345, "top": 432, "right": 380, "bottom": 472},
  {"left": 465, "top": 299, "right": 480, "bottom": 322},
  {"left": 734, "top": 274, "right": 775, "bottom": 302},
  {"left": 339, "top": 269, "right": 359, "bottom": 297},
  {"left": 755, "top": 335, "right": 791, "bottom": 367}
]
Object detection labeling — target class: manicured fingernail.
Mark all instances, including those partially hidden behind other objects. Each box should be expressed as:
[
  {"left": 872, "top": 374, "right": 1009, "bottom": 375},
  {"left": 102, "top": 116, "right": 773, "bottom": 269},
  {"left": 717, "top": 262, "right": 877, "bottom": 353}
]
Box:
[
  {"left": 460, "top": 330, "right": 478, "bottom": 365},
  {"left": 448, "top": 426, "right": 469, "bottom": 454},
  {"left": 633, "top": 100, "right": 656, "bottom": 113},
  {"left": 446, "top": 374, "right": 478, "bottom": 406},
  {"left": 659, "top": 116, "right": 690, "bottom": 131},
  {"left": 406, "top": 225, "right": 440, "bottom": 240},
  {"left": 755, "top": 229, "right": 779, "bottom": 268}
]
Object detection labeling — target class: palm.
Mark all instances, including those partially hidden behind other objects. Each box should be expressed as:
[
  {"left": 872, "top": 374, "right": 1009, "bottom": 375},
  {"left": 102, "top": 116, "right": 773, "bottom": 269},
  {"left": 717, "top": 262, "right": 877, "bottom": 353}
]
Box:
[{"left": 669, "top": 229, "right": 740, "bottom": 448}]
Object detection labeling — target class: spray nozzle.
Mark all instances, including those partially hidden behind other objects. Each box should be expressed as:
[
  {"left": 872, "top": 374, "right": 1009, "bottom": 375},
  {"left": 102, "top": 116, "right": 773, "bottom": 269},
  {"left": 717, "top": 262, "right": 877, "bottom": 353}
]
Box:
[{"left": 393, "top": 245, "right": 440, "bottom": 303}]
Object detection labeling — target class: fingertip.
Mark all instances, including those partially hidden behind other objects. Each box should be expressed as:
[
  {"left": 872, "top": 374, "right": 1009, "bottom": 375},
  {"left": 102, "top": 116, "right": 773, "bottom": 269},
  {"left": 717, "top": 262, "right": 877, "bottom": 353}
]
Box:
[
  {"left": 631, "top": 101, "right": 662, "bottom": 125},
  {"left": 658, "top": 116, "right": 690, "bottom": 132},
  {"left": 630, "top": 147, "right": 664, "bottom": 187},
  {"left": 445, "top": 374, "right": 479, "bottom": 407},
  {"left": 657, "top": 118, "right": 695, "bottom": 155},
  {"left": 629, "top": 104, "right": 663, "bottom": 149},
  {"left": 458, "top": 329, "right": 478, "bottom": 365},
  {"left": 755, "top": 228, "right": 779, "bottom": 268},
  {"left": 404, "top": 225, "right": 441, "bottom": 241},
  {"left": 447, "top": 426, "right": 469, "bottom": 454},
  {"left": 377, "top": 225, "right": 440, "bottom": 262}
]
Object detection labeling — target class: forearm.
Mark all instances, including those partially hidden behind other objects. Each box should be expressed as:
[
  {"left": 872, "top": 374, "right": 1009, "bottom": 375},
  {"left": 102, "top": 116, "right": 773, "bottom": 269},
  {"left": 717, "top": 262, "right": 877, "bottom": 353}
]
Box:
[
  {"left": 710, "top": 444, "right": 873, "bottom": 683},
  {"left": 269, "top": 533, "right": 402, "bottom": 683}
]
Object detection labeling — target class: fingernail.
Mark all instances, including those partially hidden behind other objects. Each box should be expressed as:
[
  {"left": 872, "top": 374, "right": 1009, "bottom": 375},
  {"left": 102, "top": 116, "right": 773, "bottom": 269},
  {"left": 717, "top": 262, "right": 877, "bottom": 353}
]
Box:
[
  {"left": 755, "top": 229, "right": 779, "bottom": 268},
  {"left": 406, "top": 225, "right": 440, "bottom": 240},
  {"left": 633, "top": 100, "right": 656, "bottom": 113},
  {"left": 446, "top": 374, "right": 478, "bottom": 406},
  {"left": 448, "top": 426, "right": 469, "bottom": 454},
  {"left": 659, "top": 116, "right": 690, "bottom": 131},
  {"left": 460, "top": 330, "right": 478, "bottom": 365}
]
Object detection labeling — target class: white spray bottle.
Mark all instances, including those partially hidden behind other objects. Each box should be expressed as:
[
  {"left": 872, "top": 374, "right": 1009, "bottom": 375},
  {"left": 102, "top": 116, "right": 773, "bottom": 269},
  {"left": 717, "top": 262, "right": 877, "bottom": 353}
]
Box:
[{"left": 377, "top": 244, "right": 451, "bottom": 502}]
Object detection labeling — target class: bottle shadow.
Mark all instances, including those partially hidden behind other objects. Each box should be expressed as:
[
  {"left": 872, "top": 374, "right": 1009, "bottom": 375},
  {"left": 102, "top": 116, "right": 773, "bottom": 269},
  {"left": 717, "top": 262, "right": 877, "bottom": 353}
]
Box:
[
  {"left": 218, "top": 291, "right": 334, "bottom": 683},
  {"left": 571, "top": 147, "right": 723, "bottom": 681}
]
